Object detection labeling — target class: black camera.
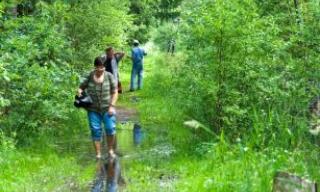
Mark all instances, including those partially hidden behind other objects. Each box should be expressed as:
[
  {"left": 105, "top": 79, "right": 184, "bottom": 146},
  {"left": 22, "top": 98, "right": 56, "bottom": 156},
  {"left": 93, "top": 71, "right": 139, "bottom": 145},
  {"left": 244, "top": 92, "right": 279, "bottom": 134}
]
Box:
[{"left": 74, "top": 93, "right": 93, "bottom": 108}]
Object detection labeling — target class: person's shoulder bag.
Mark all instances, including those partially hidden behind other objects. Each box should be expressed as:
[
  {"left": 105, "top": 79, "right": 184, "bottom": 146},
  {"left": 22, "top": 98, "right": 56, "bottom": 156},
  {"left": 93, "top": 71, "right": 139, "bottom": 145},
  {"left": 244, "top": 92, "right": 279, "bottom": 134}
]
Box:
[{"left": 74, "top": 72, "right": 94, "bottom": 108}]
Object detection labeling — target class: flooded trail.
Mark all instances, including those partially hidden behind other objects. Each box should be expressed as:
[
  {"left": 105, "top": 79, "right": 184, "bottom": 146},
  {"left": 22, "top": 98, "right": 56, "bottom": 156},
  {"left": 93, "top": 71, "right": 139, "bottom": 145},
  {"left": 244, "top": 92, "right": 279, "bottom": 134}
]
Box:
[
  {"left": 55, "top": 95, "right": 175, "bottom": 191},
  {"left": 88, "top": 104, "right": 176, "bottom": 191},
  {"left": 89, "top": 106, "right": 143, "bottom": 192}
]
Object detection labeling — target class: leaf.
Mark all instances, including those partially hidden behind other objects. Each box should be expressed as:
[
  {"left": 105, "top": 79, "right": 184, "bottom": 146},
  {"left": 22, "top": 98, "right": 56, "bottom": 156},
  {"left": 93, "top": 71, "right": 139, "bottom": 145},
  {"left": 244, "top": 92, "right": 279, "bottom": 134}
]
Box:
[{"left": 183, "top": 120, "right": 215, "bottom": 136}]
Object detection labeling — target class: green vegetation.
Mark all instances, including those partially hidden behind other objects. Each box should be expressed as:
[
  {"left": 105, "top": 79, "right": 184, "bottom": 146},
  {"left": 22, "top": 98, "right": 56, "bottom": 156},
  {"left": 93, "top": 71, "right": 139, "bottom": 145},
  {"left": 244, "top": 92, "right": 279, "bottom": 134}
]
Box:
[
  {"left": 122, "top": 52, "right": 320, "bottom": 191},
  {"left": 1, "top": 0, "right": 319, "bottom": 191}
]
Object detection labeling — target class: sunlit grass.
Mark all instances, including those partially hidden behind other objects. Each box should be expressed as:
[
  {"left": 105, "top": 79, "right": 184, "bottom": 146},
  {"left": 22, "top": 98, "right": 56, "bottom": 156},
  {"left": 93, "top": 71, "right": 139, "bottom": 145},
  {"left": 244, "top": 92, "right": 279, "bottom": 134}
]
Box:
[{"left": 0, "top": 148, "right": 94, "bottom": 192}]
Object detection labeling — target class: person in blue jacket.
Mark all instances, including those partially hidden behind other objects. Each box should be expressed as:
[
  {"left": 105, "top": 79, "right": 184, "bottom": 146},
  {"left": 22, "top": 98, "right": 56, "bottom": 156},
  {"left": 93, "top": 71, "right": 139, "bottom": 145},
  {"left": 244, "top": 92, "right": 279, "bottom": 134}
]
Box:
[{"left": 130, "top": 40, "right": 147, "bottom": 91}]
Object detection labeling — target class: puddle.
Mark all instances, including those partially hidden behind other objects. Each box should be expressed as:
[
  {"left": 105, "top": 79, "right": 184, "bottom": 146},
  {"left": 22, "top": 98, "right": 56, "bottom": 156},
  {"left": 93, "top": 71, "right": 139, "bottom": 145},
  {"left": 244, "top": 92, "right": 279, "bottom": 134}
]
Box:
[
  {"left": 115, "top": 123, "right": 144, "bottom": 156},
  {"left": 91, "top": 157, "right": 123, "bottom": 192},
  {"left": 90, "top": 122, "right": 146, "bottom": 192},
  {"left": 115, "top": 106, "right": 139, "bottom": 124},
  {"left": 55, "top": 108, "right": 175, "bottom": 191}
]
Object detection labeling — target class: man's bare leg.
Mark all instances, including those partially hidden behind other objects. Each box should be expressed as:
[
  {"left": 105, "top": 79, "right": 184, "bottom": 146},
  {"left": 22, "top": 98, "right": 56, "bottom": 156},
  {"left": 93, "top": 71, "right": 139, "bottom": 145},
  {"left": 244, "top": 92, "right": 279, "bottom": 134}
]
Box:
[
  {"left": 94, "top": 141, "right": 101, "bottom": 158},
  {"left": 107, "top": 135, "right": 116, "bottom": 157}
]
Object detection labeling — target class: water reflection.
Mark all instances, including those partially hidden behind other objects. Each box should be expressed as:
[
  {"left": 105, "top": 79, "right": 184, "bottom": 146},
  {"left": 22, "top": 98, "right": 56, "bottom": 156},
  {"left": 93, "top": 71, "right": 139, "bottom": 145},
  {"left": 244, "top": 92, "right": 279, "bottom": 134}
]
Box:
[
  {"left": 106, "top": 156, "right": 120, "bottom": 192},
  {"left": 91, "top": 156, "right": 121, "bottom": 192},
  {"left": 133, "top": 123, "right": 143, "bottom": 146},
  {"left": 91, "top": 159, "right": 105, "bottom": 192},
  {"left": 91, "top": 123, "right": 144, "bottom": 191}
]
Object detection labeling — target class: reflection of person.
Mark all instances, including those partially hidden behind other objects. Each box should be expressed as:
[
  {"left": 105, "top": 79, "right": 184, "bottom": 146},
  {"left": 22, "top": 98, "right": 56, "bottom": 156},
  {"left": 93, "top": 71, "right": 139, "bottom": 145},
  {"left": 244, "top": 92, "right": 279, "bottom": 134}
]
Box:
[
  {"left": 130, "top": 40, "right": 147, "bottom": 91},
  {"left": 78, "top": 57, "right": 118, "bottom": 159},
  {"left": 133, "top": 123, "right": 142, "bottom": 145},
  {"left": 94, "top": 157, "right": 120, "bottom": 192},
  {"left": 101, "top": 46, "right": 125, "bottom": 90}
]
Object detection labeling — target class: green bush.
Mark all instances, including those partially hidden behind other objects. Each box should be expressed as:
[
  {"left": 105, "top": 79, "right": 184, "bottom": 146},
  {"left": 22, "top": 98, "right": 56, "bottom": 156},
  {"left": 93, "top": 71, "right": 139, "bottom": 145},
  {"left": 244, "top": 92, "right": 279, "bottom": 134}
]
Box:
[
  {"left": 66, "top": 0, "right": 132, "bottom": 68},
  {"left": 147, "top": 0, "right": 320, "bottom": 148},
  {"left": 0, "top": 0, "right": 134, "bottom": 145},
  {"left": 151, "top": 22, "right": 179, "bottom": 52}
]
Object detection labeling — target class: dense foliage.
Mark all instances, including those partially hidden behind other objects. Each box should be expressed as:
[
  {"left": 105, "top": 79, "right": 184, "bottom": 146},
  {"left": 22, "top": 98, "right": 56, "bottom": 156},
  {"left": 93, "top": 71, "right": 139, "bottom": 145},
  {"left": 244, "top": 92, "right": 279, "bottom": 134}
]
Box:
[
  {"left": 128, "top": 0, "right": 182, "bottom": 43},
  {"left": 151, "top": 0, "right": 320, "bottom": 148}
]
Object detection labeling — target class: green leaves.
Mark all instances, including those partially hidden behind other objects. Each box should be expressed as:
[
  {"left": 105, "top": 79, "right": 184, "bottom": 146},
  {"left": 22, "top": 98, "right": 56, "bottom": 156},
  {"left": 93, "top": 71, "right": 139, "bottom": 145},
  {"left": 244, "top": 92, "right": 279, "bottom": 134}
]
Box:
[
  {"left": 0, "top": 2, "right": 3, "bottom": 17},
  {"left": 67, "top": 0, "right": 132, "bottom": 67},
  {"left": 0, "top": 0, "right": 137, "bottom": 145},
  {"left": 152, "top": 0, "right": 320, "bottom": 147},
  {"left": 0, "top": 1, "right": 75, "bottom": 144}
]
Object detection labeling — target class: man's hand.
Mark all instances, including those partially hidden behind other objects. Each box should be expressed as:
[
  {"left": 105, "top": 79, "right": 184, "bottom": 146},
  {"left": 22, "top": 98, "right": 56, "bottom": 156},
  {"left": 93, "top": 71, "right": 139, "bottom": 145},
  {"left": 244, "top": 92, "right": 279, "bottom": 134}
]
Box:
[
  {"left": 115, "top": 52, "right": 125, "bottom": 60},
  {"left": 77, "top": 88, "right": 83, "bottom": 96},
  {"left": 108, "top": 106, "right": 116, "bottom": 116}
]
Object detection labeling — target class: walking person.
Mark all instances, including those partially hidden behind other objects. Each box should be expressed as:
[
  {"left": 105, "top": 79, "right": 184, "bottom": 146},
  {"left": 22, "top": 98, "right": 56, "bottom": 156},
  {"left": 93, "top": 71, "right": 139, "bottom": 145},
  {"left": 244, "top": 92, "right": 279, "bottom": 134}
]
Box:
[
  {"left": 130, "top": 40, "right": 147, "bottom": 91},
  {"left": 78, "top": 57, "right": 118, "bottom": 159},
  {"left": 101, "top": 46, "right": 125, "bottom": 93}
]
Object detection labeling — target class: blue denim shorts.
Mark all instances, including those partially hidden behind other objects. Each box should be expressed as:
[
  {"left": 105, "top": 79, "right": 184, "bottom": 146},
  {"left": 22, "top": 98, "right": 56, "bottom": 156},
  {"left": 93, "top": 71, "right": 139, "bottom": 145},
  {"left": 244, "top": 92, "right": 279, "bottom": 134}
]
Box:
[{"left": 87, "top": 111, "right": 116, "bottom": 141}]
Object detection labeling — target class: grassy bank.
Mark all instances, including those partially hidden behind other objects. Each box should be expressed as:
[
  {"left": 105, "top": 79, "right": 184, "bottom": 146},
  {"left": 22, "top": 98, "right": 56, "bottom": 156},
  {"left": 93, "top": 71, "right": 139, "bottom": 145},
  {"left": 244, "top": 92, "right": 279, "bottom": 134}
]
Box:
[
  {"left": 0, "top": 110, "right": 95, "bottom": 191},
  {"left": 0, "top": 142, "right": 94, "bottom": 191}
]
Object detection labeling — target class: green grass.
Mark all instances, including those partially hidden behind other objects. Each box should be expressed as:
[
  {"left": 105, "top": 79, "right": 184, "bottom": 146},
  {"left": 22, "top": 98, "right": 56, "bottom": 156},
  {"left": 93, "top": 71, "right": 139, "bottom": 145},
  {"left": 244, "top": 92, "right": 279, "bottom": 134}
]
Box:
[
  {"left": 122, "top": 134, "right": 320, "bottom": 191},
  {"left": 0, "top": 147, "right": 94, "bottom": 192},
  {"left": 0, "top": 108, "right": 94, "bottom": 191}
]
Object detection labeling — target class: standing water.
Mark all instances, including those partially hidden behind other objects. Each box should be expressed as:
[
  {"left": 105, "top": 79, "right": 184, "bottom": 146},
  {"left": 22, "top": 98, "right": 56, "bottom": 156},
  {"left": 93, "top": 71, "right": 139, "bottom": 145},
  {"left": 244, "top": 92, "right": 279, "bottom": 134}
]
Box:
[{"left": 90, "top": 122, "right": 145, "bottom": 192}]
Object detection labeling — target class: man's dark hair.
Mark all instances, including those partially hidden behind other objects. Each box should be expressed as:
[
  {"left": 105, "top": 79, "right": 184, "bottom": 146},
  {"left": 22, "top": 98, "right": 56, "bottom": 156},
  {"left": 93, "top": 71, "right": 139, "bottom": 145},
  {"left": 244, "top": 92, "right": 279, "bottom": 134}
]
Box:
[
  {"left": 105, "top": 46, "right": 113, "bottom": 53},
  {"left": 94, "top": 57, "right": 104, "bottom": 67}
]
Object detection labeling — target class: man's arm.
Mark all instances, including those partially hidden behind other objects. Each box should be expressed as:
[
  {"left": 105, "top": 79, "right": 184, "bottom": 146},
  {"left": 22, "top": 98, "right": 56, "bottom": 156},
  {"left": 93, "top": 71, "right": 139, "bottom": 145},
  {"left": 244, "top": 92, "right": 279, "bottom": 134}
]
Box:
[
  {"left": 109, "top": 90, "right": 118, "bottom": 107},
  {"left": 108, "top": 88, "right": 118, "bottom": 115},
  {"left": 115, "top": 52, "right": 125, "bottom": 61},
  {"left": 107, "top": 73, "right": 118, "bottom": 115}
]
